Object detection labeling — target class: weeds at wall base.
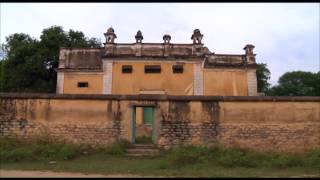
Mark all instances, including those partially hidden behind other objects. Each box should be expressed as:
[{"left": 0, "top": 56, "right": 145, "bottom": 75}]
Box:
[
  {"left": 0, "top": 137, "right": 319, "bottom": 171},
  {"left": 0, "top": 136, "right": 131, "bottom": 162}
]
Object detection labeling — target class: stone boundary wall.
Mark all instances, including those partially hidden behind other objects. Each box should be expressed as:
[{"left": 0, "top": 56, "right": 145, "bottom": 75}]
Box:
[{"left": 0, "top": 93, "right": 319, "bottom": 153}]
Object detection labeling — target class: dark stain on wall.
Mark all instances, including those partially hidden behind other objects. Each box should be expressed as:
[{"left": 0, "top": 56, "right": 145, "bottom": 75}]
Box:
[
  {"left": 0, "top": 99, "right": 17, "bottom": 117},
  {"left": 19, "top": 118, "right": 28, "bottom": 130},
  {"left": 44, "top": 99, "right": 51, "bottom": 121},
  {"left": 201, "top": 101, "right": 220, "bottom": 144},
  {"left": 160, "top": 101, "right": 192, "bottom": 147},
  {"left": 107, "top": 100, "right": 113, "bottom": 120},
  {"left": 29, "top": 99, "right": 36, "bottom": 120},
  {"left": 168, "top": 101, "right": 191, "bottom": 122},
  {"left": 107, "top": 101, "right": 113, "bottom": 114},
  {"left": 0, "top": 99, "right": 27, "bottom": 137},
  {"left": 112, "top": 100, "right": 122, "bottom": 138},
  {"left": 202, "top": 101, "right": 220, "bottom": 123}
]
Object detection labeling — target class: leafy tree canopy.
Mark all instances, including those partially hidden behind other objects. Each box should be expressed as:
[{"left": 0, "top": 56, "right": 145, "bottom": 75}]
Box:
[
  {"left": 0, "top": 25, "right": 101, "bottom": 92},
  {"left": 256, "top": 63, "right": 271, "bottom": 94},
  {"left": 267, "top": 71, "right": 320, "bottom": 96}
]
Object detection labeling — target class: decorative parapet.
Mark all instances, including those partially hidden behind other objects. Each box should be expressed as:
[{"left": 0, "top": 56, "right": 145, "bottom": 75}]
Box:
[
  {"left": 57, "top": 28, "right": 257, "bottom": 70},
  {"left": 101, "top": 43, "right": 210, "bottom": 59},
  {"left": 57, "top": 48, "right": 103, "bottom": 70}
]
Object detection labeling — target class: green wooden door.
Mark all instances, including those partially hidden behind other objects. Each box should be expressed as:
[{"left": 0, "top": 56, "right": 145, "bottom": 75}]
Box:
[
  {"left": 143, "top": 107, "right": 153, "bottom": 124},
  {"left": 143, "top": 107, "right": 155, "bottom": 143}
]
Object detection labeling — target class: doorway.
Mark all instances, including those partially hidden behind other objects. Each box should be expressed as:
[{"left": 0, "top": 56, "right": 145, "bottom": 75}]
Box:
[{"left": 132, "top": 106, "right": 155, "bottom": 144}]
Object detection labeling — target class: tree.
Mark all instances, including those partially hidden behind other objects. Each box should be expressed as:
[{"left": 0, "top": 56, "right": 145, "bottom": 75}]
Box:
[
  {"left": 256, "top": 63, "right": 271, "bottom": 94},
  {"left": 0, "top": 33, "right": 45, "bottom": 92},
  {"left": 87, "top": 38, "right": 102, "bottom": 48},
  {"left": 267, "top": 71, "right": 320, "bottom": 96},
  {"left": 67, "top": 29, "right": 88, "bottom": 48},
  {"left": 0, "top": 25, "right": 101, "bottom": 93}
]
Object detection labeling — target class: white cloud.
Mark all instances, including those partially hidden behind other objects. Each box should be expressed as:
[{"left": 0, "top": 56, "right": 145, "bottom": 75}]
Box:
[{"left": 1, "top": 3, "right": 319, "bottom": 85}]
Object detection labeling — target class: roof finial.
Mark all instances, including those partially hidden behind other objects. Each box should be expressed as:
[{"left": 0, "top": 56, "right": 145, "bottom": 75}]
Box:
[
  {"left": 191, "top": 29, "right": 203, "bottom": 44},
  {"left": 104, "top": 27, "right": 117, "bottom": 44},
  {"left": 135, "top": 30, "right": 143, "bottom": 43},
  {"left": 163, "top": 34, "right": 171, "bottom": 44}
]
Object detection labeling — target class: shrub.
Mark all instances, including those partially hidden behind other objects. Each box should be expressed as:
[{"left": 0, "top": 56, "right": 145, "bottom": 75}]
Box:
[
  {"left": 305, "top": 150, "right": 320, "bottom": 170},
  {"left": 98, "top": 139, "right": 131, "bottom": 156},
  {"left": 33, "top": 143, "right": 57, "bottom": 160},
  {"left": 158, "top": 163, "right": 169, "bottom": 170},
  {"left": 216, "top": 148, "right": 260, "bottom": 168},
  {"left": 165, "top": 145, "right": 212, "bottom": 167},
  {"left": 0, "top": 137, "right": 22, "bottom": 149},
  {"left": 0, "top": 148, "right": 34, "bottom": 162},
  {"left": 78, "top": 144, "right": 94, "bottom": 155},
  {"left": 56, "top": 144, "right": 79, "bottom": 160},
  {"left": 268, "top": 154, "right": 304, "bottom": 169},
  {"left": 0, "top": 137, "right": 82, "bottom": 162}
]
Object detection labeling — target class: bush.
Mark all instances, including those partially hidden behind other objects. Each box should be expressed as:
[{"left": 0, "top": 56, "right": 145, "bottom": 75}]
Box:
[
  {"left": 0, "top": 137, "right": 134, "bottom": 162},
  {"left": 0, "top": 137, "right": 22, "bottom": 149},
  {"left": 56, "top": 144, "right": 78, "bottom": 160},
  {"left": 98, "top": 139, "right": 131, "bottom": 156},
  {"left": 269, "top": 154, "right": 304, "bottom": 168},
  {"left": 305, "top": 150, "right": 320, "bottom": 170},
  {"left": 78, "top": 144, "right": 94, "bottom": 155},
  {"left": 163, "top": 145, "right": 308, "bottom": 169},
  {"left": 216, "top": 148, "right": 260, "bottom": 168},
  {"left": 33, "top": 143, "right": 59, "bottom": 160},
  {"left": 165, "top": 145, "right": 212, "bottom": 167},
  {"left": 0, "top": 137, "right": 81, "bottom": 162},
  {"left": 158, "top": 162, "right": 169, "bottom": 170},
  {"left": 0, "top": 148, "right": 34, "bottom": 162}
]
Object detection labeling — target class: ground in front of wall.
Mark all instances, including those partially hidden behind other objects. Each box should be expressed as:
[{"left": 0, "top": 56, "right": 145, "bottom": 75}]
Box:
[{"left": 1, "top": 155, "right": 319, "bottom": 178}]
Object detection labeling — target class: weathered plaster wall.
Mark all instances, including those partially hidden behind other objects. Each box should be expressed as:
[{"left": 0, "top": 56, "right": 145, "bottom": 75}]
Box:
[
  {"left": 112, "top": 61, "right": 194, "bottom": 95},
  {"left": 157, "top": 100, "right": 220, "bottom": 149},
  {"left": 0, "top": 94, "right": 319, "bottom": 153},
  {"left": 218, "top": 102, "right": 320, "bottom": 153},
  {"left": 60, "top": 64, "right": 252, "bottom": 96},
  {"left": 0, "top": 98, "right": 126, "bottom": 145},
  {"left": 203, "top": 69, "right": 248, "bottom": 96},
  {"left": 63, "top": 72, "right": 104, "bottom": 94}
]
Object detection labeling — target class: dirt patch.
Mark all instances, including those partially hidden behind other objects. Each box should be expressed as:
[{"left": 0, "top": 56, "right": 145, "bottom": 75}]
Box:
[{"left": 0, "top": 170, "right": 145, "bottom": 178}]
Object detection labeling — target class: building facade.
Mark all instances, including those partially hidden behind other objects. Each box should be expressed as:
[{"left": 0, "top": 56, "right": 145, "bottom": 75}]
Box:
[{"left": 56, "top": 28, "right": 258, "bottom": 96}]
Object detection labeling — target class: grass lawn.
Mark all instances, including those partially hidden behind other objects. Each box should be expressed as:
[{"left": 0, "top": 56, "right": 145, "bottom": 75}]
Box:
[
  {"left": 1, "top": 154, "right": 319, "bottom": 178},
  {"left": 1, "top": 137, "right": 319, "bottom": 177}
]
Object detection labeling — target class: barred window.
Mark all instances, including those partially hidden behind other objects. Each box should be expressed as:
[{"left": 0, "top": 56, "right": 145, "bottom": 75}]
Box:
[
  {"left": 78, "top": 82, "right": 89, "bottom": 88},
  {"left": 122, "top": 65, "right": 133, "bottom": 73},
  {"left": 145, "top": 65, "right": 161, "bottom": 73},
  {"left": 172, "top": 64, "right": 184, "bottom": 73}
]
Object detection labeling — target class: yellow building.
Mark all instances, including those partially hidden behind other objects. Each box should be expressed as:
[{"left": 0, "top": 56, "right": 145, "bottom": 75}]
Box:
[{"left": 56, "top": 27, "right": 258, "bottom": 96}]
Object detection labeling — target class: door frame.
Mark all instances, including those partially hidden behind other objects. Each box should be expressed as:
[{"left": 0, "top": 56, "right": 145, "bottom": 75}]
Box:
[{"left": 131, "top": 105, "right": 157, "bottom": 144}]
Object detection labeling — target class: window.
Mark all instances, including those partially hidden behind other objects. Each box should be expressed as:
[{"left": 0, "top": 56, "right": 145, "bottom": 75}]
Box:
[
  {"left": 172, "top": 64, "right": 184, "bottom": 73},
  {"left": 145, "top": 65, "right": 161, "bottom": 73},
  {"left": 122, "top": 65, "right": 133, "bottom": 73},
  {"left": 78, "top": 82, "right": 88, "bottom": 88}
]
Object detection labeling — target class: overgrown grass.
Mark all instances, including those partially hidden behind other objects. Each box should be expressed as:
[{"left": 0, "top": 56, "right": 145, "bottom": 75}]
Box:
[
  {"left": 162, "top": 144, "right": 320, "bottom": 170},
  {"left": 0, "top": 137, "right": 319, "bottom": 177},
  {"left": 0, "top": 137, "right": 131, "bottom": 162},
  {"left": 96, "top": 139, "right": 131, "bottom": 156}
]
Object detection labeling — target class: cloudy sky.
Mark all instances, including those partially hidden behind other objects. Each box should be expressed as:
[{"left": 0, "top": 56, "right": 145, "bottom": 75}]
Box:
[{"left": 1, "top": 3, "right": 319, "bottom": 85}]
